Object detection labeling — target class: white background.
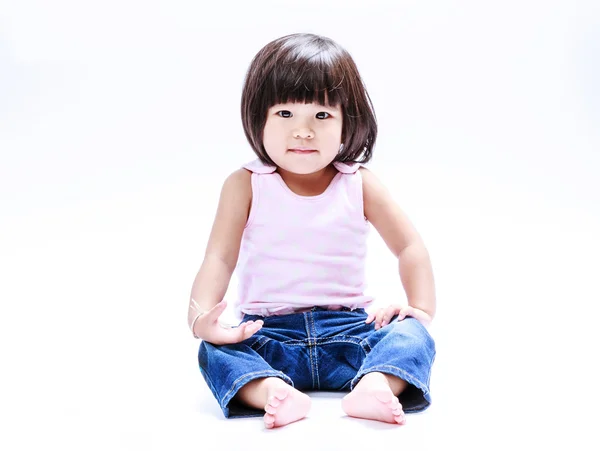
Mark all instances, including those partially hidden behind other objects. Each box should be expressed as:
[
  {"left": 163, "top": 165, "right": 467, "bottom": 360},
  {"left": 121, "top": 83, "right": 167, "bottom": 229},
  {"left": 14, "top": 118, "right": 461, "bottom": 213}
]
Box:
[{"left": 1, "top": 0, "right": 599, "bottom": 449}]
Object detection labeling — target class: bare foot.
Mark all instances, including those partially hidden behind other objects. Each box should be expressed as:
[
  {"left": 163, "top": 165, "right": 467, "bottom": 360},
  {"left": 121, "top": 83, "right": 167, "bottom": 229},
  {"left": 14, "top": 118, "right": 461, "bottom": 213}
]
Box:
[
  {"left": 263, "top": 386, "right": 311, "bottom": 429},
  {"left": 342, "top": 375, "right": 406, "bottom": 425}
]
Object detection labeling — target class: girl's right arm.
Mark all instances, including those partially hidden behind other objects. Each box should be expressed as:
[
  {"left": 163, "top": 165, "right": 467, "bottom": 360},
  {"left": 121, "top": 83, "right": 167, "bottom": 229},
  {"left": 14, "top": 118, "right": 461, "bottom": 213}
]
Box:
[{"left": 187, "top": 168, "right": 252, "bottom": 336}]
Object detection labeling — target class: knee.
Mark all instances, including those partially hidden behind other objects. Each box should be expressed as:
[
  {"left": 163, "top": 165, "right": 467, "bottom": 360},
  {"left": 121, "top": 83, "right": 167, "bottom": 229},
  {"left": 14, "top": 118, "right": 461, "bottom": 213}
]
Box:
[{"left": 392, "top": 318, "right": 435, "bottom": 355}]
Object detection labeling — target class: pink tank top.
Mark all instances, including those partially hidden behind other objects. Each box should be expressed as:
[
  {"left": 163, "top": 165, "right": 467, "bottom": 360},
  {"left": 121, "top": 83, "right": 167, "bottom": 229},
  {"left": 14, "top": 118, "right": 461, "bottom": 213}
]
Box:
[{"left": 234, "top": 159, "right": 373, "bottom": 317}]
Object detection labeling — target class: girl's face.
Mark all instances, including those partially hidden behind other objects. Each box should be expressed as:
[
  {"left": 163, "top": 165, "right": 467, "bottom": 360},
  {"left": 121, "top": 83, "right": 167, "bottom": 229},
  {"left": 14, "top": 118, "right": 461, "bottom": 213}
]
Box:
[{"left": 262, "top": 101, "right": 343, "bottom": 175}]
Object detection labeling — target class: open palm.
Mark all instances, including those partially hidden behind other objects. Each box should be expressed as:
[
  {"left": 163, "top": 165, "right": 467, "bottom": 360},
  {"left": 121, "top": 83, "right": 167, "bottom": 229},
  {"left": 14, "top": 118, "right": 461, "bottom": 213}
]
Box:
[{"left": 195, "top": 301, "right": 264, "bottom": 345}]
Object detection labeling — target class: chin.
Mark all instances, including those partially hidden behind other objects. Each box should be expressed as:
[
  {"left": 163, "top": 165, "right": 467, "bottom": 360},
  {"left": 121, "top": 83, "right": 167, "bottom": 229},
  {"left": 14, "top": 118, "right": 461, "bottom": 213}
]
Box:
[
  {"left": 266, "top": 150, "right": 337, "bottom": 174},
  {"left": 280, "top": 158, "right": 331, "bottom": 175}
]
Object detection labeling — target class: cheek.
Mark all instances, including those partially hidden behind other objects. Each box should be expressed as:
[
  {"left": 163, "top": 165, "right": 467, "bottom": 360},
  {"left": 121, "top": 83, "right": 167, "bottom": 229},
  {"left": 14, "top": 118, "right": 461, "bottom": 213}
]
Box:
[
  {"left": 262, "top": 122, "right": 283, "bottom": 146},
  {"left": 327, "top": 125, "right": 343, "bottom": 146},
  {"left": 327, "top": 120, "right": 343, "bottom": 140}
]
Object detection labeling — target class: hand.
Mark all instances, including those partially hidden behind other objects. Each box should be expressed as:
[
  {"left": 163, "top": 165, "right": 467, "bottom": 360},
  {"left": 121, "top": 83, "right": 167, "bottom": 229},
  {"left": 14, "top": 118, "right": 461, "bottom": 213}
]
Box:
[
  {"left": 193, "top": 301, "right": 264, "bottom": 345},
  {"left": 365, "top": 304, "right": 432, "bottom": 330}
]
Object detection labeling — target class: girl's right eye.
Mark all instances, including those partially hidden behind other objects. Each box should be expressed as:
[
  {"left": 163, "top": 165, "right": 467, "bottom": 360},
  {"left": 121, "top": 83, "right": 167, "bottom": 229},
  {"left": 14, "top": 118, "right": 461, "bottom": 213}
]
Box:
[{"left": 277, "top": 111, "right": 292, "bottom": 118}]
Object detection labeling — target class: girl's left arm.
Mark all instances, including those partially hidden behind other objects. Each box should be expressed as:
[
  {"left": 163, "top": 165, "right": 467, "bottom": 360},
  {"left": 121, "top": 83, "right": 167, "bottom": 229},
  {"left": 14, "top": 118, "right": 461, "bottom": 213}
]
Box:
[{"left": 360, "top": 167, "right": 436, "bottom": 320}]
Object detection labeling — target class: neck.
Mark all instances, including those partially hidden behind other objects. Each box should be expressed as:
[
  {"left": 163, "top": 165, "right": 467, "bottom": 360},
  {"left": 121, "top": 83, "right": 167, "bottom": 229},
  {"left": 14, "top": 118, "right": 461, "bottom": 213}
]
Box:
[{"left": 276, "top": 164, "right": 337, "bottom": 196}]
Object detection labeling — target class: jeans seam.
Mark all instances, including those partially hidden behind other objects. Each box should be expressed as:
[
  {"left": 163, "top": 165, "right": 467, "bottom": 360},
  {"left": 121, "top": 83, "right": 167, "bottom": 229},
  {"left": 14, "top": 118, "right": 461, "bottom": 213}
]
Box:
[
  {"left": 278, "top": 340, "right": 362, "bottom": 347},
  {"left": 303, "top": 312, "right": 317, "bottom": 389},
  {"left": 316, "top": 337, "right": 363, "bottom": 345},
  {"left": 426, "top": 351, "right": 437, "bottom": 386},
  {"left": 309, "top": 312, "right": 320, "bottom": 389}
]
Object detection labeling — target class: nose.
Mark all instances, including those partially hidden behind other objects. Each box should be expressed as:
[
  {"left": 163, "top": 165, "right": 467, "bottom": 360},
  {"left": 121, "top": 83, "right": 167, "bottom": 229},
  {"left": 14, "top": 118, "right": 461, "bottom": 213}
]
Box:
[{"left": 293, "top": 127, "right": 314, "bottom": 139}]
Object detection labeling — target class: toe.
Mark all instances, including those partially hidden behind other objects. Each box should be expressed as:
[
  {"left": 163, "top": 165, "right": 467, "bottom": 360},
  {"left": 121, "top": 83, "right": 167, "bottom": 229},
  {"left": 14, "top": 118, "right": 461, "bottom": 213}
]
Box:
[
  {"left": 264, "top": 413, "right": 275, "bottom": 427},
  {"left": 267, "top": 397, "right": 281, "bottom": 408},
  {"left": 265, "top": 404, "right": 277, "bottom": 415},
  {"left": 394, "top": 411, "right": 406, "bottom": 424},
  {"left": 273, "top": 387, "right": 289, "bottom": 401}
]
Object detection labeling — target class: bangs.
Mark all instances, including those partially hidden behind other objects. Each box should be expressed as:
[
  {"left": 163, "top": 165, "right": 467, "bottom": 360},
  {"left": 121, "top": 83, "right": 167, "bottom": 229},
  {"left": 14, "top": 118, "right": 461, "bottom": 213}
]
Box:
[{"left": 265, "top": 52, "right": 346, "bottom": 108}]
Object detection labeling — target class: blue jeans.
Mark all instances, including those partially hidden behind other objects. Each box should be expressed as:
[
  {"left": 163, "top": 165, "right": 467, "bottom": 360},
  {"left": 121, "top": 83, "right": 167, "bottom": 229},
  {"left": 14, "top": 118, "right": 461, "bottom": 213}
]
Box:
[{"left": 198, "top": 307, "right": 436, "bottom": 418}]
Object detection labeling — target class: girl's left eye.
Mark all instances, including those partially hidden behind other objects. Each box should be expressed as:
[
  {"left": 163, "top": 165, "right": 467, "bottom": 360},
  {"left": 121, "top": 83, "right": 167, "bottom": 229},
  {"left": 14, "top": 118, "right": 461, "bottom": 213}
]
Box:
[{"left": 316, "top": 112, "right": 330, "bottom": 119}]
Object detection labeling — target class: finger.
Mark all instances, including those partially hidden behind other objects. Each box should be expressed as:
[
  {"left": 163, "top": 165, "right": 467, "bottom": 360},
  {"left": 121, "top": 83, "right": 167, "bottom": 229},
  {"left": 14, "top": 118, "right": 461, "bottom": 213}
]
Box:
[
  {"left": 240, "top": 320, "right": 263, "bottom": 341},
  {"left": 232, "top": 320, "right": 257, "bottom": 332},
  {"left": 396, "top": 307, "right": 408, "bottom": 321},
  {"left": 374, "top": 309, "right": 385, "bottom": 329},
  {"left": 377, "top": 307, "right": 394, "bottom": 328},
  {"left": 217, "top": 322, "right": 250, "bottom": 345},
  {"left": 236, "top": 322, "right": 251, "bottom": 339},
  {"left": 400, "top": 305, "right": 415, "bottom": 321},
  {"left": 365, "top": 313, "right": 375, "bottom": 324},
  {"left": 380, "top": 306, "right": 398, "bottom": 328}
]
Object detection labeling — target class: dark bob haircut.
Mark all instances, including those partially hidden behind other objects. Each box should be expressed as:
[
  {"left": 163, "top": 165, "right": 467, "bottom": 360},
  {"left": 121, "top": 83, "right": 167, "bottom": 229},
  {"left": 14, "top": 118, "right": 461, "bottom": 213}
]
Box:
[{"left": 241, "top": 33, "right": 377, "bottom": 165}]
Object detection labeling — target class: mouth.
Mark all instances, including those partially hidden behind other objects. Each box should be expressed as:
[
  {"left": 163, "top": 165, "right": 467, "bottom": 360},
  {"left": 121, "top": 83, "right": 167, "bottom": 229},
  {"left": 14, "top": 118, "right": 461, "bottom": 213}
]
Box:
[{"left": 288, "top": 148, "right": 317, "bottom": 154}]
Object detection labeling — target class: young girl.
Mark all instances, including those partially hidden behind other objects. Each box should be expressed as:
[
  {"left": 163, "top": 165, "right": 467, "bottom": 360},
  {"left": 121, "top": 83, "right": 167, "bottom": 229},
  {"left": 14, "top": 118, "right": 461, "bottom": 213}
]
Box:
[{"left": 188, "top": 33, "right": 436, "bottom": 429}]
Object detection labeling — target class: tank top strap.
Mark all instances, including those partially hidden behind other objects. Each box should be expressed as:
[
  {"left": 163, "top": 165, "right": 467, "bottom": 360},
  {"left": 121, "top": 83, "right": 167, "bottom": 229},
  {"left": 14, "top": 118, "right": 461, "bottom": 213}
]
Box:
[
  {"left": 242, "top": 159, "right": 277, "bottom": 174},
  {"left": 332, "top": 161, "right": 362, "bottom": 174},
  {"left": 243, "top": 158, "right": 362, "bottom": 174}
]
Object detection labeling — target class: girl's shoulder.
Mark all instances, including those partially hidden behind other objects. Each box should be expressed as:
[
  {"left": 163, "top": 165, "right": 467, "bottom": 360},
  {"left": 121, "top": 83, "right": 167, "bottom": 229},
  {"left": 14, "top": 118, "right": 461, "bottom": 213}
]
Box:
[{"left": 222, "top": 167, "right": 252, "bottom": 195}]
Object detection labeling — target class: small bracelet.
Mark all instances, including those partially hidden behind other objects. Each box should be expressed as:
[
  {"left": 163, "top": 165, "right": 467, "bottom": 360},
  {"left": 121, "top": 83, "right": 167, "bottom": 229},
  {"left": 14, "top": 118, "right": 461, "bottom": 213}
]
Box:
[{"left": 190, "top": 311, "right": 206, "bottom": 339}]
